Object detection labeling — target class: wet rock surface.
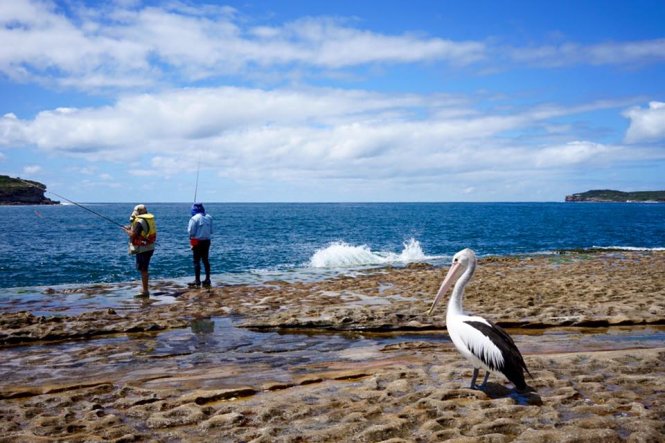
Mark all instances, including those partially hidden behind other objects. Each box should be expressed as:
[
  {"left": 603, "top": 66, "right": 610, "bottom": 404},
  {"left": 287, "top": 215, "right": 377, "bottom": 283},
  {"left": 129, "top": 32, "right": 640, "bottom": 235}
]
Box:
[{"left": 0, "top": 251, "right": 664, "bottom": 441}]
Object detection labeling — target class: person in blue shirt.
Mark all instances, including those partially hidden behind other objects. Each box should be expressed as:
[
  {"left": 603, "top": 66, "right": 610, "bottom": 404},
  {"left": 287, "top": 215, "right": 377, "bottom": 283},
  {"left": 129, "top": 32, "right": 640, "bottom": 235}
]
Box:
[{"left": 187, "top": 203, "right": 213, "bottom": 288}]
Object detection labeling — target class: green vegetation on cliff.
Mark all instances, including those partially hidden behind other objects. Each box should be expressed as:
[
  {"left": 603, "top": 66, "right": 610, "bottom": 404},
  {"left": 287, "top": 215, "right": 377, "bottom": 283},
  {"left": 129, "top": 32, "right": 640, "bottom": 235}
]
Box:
[
  {"left": 0, "top": 175, "right": 59, "bottom": 205},
  {"left": 565, "top": 189, "right": 665, "bottom": 202}
]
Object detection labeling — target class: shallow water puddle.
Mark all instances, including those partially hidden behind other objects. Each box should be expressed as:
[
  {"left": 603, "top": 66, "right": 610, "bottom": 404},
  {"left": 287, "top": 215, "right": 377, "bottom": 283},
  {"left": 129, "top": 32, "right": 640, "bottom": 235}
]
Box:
[
  {"left": 1, "top": 316, "right": 664, "bottom": 393},
  {"left": 0, "top": 281, "right": 187, "bottom": 316},
  {"left": 514, "top": 325, "right": 665, "bottom": 354}
]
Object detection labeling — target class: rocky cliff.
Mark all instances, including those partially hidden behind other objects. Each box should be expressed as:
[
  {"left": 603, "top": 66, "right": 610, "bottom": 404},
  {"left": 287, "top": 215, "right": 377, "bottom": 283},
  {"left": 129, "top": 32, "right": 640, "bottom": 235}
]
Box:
[
  {"left": 0, "top": 175, "right": 60, "bottom": 205},
  {"left": 565, "top": 189, "right": 665, "bottom": 202}
]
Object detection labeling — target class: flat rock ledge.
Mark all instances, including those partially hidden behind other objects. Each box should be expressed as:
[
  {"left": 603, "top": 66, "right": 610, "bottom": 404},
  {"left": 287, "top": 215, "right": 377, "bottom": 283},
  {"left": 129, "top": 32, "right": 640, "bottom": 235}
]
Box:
[
  {"left": 0, "top": 348, "right": 663, "bottom": 442},
  {"left": 2, "top": 251, "right": 665, "bottom": 342},
  {"left": 0, "top": 251, "right": 664, "bottom": 441}
]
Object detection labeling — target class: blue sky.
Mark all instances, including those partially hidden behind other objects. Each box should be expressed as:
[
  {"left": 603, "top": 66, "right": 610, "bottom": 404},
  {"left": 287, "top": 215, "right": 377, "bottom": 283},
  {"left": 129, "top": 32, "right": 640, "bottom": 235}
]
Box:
[{"left": 1, "top": 0, "right": 664, "bottom": 202}]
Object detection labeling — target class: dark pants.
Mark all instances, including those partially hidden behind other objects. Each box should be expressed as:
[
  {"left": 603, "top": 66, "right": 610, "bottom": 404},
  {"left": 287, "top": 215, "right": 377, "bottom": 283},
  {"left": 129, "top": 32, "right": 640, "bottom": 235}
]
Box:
[
  {"left": 135, "top": 250, "right": 154, "bottom": 272},
  {"left": 192, "top": 239, "right": 211, "bottom": 282}
]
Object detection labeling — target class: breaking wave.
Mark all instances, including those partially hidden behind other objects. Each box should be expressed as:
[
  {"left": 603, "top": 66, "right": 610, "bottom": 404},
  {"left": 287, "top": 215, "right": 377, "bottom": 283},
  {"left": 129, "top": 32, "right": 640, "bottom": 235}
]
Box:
[{"left": 308, "top": 238, "right": 433, "bottom": 268}]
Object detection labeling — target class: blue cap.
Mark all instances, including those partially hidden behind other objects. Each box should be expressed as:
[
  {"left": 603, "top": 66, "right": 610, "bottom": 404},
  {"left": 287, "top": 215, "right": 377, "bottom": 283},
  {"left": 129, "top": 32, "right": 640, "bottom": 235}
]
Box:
[{"left": 191, "top": 203, "right": 205, "bottom": 216}]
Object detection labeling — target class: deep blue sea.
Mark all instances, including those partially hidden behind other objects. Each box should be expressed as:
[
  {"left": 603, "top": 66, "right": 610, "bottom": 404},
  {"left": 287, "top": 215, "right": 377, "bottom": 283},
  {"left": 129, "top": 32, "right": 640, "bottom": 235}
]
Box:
[{"left": 1, "top": 202, "right": 664, "bottom": 290}]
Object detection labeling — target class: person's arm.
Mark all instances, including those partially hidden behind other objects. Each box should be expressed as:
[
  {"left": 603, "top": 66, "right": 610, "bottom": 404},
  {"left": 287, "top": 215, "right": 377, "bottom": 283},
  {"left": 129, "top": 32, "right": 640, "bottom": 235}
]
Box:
[
  {"left": 130, "top": 220, "right": 146, "bottom": 242},
  {"left": 124, "top": 222, "right": 138, "bottom": 238},
  {"left": 188, "top": 217, "right": 196, "bottom": 238}
]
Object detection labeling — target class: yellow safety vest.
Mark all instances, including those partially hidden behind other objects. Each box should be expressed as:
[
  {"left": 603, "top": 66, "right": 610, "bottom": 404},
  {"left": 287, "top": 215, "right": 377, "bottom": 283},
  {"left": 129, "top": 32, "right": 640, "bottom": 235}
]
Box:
[{"left": 129, "top": 213, "right": 157, "bottom": 254}]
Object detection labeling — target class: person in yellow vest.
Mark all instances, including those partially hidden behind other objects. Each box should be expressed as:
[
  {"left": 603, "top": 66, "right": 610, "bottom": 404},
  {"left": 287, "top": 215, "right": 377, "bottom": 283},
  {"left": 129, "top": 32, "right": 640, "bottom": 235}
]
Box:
[{"left": 124, "top": 204, "right": 157, "bottom": 297}]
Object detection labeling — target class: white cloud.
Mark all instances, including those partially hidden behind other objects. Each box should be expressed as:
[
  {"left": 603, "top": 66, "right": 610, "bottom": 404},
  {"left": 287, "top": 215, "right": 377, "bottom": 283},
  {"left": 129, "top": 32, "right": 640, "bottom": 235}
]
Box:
[
  {"left": 268, "top": 18, "right": 484, "bottom": 68},
  {"left": 0, "top": 113, "right": 26, "bottom": 146},
  {"left": 2, "top": 1, "right": 663, "bottom": 93},
  {"left": 0, "top": 1, "right": 153, "bottom": 88},
  {"left": 23, "top": 164, "right": 41, "bottom": 174},
  {"left": 533, "top": 141, "right": 615, "bottom": 167},
  {"left": 0, "top": 1, "right": 485, "bottom": 89},
  {"left": 623, "top": 101, "right": 665, "bottom": 143},
  {"left": 77, "top": 167, "right": 96, "bottom": 175},
  {"left": 128, "top": 169, "right": 159, "bottom": 177},
  {"left": 509, "top": 39, "right": 665, "bottom": 67},
  {"left": 0, "top": 85, "right": 659, "bottom": 194}
]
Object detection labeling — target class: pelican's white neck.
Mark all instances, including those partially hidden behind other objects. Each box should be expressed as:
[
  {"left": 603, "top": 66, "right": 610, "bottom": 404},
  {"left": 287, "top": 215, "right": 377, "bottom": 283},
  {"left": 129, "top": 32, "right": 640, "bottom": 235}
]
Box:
[{"left": 447, "top": 258, "right": 476, "bottom": 317}]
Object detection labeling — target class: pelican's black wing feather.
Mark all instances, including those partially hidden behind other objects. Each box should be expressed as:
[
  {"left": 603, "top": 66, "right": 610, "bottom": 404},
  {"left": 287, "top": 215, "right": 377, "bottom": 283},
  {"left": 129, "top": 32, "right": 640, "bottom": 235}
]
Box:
[{"left": 464, "top": 319, "right": 530, "bottom": 390}]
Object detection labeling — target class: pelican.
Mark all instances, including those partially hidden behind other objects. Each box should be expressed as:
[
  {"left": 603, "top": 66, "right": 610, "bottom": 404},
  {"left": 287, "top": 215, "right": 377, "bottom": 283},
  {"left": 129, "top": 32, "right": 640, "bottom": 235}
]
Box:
[{"left": 428, "top": 248, "right": 532, "bottom": 392}]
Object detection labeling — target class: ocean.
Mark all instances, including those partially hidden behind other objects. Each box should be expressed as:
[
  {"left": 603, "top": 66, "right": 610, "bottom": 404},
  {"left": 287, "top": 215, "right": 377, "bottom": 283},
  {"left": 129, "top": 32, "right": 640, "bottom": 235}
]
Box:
[{"left": 1, "top": 202, "right": 664, "bottom": 291}]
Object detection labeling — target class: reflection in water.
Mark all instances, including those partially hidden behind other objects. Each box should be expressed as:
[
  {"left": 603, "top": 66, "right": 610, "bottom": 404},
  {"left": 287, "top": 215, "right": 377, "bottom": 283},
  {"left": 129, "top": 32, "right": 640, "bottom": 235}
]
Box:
[
  {"left": 0, "top": 280, "right": 183, "bottom": 317},
  {"left": 515, "top": 325, "right": 665, "bottom": 354},
  {"left": 1, "top": 318, "right": 663, "bottom": 390},
  {"left": 191, "top": 318, "right": 215, "bottom": 334}
]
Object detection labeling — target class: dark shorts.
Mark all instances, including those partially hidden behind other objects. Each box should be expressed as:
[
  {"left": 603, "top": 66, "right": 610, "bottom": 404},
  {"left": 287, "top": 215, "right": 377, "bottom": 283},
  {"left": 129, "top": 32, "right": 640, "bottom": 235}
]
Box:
[
  {"left": 135, "top": 250, "right": 154, "bottom": 272},
  {"left": 192, "top": 239, "right": 211, "bottom": 261}
]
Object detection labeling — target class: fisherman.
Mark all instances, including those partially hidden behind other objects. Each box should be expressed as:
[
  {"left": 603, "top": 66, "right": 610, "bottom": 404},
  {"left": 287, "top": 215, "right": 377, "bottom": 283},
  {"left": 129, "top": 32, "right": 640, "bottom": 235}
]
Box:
[
  {"left": 124, "top": 204, "right": 157, "bottom": 297},
  {"left": 188, "top": 202, "right": 213, "bottom": 288}
]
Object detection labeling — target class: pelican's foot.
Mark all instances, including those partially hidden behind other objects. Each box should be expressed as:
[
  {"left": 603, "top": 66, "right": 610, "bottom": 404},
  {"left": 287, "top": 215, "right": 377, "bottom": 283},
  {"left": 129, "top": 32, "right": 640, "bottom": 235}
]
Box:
[{"left": 469, "top": 369, "right": 490, "bottom": 390}]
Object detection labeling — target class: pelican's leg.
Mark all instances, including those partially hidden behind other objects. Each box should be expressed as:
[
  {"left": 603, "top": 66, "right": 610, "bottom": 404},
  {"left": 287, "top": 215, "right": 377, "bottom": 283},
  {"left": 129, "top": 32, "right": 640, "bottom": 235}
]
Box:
[
  {"left": 480, "top": 371, "right": 490, "bottom": 388},
  {"left": 470, "top": 368, "right": 479, "bottom": 389}
]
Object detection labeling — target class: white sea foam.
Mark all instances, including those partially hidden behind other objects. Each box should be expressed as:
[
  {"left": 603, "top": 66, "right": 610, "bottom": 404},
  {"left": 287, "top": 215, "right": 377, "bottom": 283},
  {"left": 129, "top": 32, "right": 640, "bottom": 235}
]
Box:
[
  {"left": 309, "top": 238, "right": 430, "bottom": 268},
  {"left": 591, "top": 246, "right": 665, "bottom": 251}
]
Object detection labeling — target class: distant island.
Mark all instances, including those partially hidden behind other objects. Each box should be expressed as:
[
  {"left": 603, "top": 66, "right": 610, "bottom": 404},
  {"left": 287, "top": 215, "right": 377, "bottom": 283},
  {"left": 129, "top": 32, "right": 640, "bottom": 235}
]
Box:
[
  {"left": 0, "top": 175, "right": 59, "bottom": 205},
  {"left": 565, "top": 189, "right": 665, "bottom": 203}
]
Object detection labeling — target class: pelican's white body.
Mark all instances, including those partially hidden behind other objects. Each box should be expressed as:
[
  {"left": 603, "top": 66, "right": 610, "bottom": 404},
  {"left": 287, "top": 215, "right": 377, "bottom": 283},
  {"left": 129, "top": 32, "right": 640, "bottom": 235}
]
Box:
[
  {"left": 446, "top": 313, "right": 504, "bottom": 374},
  {"left": 429, "top": 248, "right": 530, "bottom": 390}
]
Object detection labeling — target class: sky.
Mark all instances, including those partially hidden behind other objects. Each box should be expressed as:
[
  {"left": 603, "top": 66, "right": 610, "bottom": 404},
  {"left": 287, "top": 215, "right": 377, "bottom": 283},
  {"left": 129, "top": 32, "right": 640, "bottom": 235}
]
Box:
[{"left": 1, "top": 0, "right": 665, "bottom": 202}]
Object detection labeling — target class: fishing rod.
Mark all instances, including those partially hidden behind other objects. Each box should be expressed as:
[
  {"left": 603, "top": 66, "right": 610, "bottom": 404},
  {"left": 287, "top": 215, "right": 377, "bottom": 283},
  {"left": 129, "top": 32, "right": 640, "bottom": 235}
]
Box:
[
  {"left": 17, "top": 177, "right": 126, "bottom": 230},
  {"left": 193, "top": 156, "right": 201, "bottom": 203}
]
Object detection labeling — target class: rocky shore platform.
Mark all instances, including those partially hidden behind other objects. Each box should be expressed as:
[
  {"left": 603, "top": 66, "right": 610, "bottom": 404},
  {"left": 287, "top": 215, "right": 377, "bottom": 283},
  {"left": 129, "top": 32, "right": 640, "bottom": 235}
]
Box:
[{"left": 1, "top": 251, "right": 664, "bottom": 442}]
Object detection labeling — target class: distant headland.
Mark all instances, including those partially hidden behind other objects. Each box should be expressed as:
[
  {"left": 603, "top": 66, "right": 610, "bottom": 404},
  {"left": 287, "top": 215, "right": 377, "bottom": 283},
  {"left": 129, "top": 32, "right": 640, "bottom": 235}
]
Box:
[
  {"left": 565, "top": 189, "right": 665, "bottom": 203},
  {"left": 0, "top": 175, "right": 60, "bottom": 205}
]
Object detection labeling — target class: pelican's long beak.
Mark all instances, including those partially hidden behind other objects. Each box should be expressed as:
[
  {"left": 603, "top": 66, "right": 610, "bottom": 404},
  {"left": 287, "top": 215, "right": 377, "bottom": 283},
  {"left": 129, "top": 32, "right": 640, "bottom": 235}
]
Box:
[{"left": 427, "top": 261, "right": 462, "bottom": 315}]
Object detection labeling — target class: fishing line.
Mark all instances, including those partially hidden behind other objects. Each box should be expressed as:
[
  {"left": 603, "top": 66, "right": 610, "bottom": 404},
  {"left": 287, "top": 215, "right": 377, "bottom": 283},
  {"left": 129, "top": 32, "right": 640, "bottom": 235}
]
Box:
[{"left": 17, "top": 178, "right": 126, "bottom": 229}]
